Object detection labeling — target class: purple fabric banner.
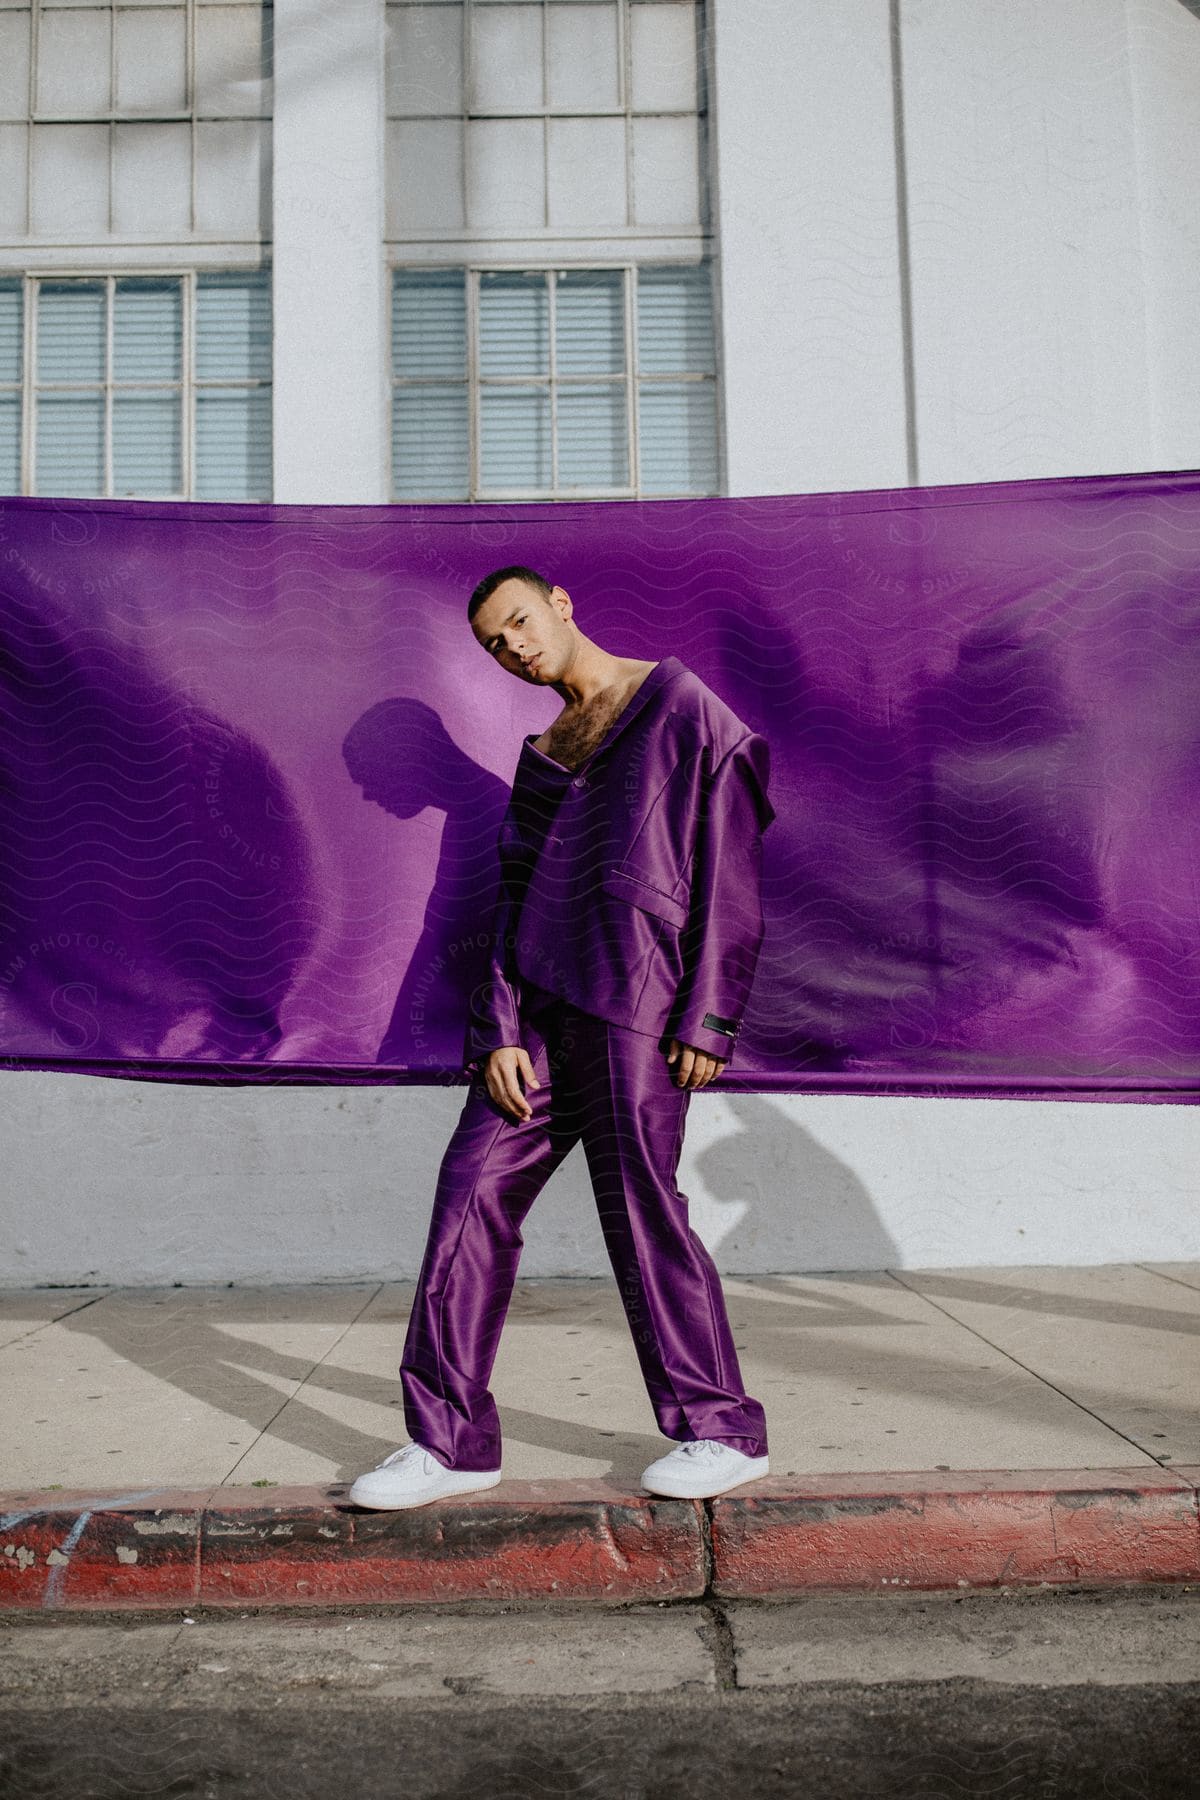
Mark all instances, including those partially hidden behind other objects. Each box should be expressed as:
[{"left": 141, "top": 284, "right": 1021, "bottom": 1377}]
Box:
[{"left": 1, "top": 469, "right": 1198, "bottom": 1100}]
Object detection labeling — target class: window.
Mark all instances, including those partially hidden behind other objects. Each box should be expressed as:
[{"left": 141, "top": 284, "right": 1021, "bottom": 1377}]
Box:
[
  {"left": 0, "top": 1, "right": 272, "bottom": 241},
  {"left": 391, "top": 261, "right": 717, "bottom": 499},
  {"left": 384, "top": 0, "right": 706, "bottom": 237},
  {"left": 0, "top": 269, "right": 272, "bottom": 500}
]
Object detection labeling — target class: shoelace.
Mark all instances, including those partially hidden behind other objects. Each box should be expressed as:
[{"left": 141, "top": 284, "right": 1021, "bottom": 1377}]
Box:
[
  {"left": 679, "top": 1439, "right": 727, "bottom": 1458},
  {"left": 377, "top": 1442, "right": 432, "bottom": 1472}
]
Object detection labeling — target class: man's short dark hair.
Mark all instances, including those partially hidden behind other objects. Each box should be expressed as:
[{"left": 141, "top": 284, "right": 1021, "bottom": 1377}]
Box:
[{"left": 467, "top": 564, "right": 555, "bottom": 624}]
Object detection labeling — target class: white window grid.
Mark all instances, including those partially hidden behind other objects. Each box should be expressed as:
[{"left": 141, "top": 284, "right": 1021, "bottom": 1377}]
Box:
[
  {"left": 384, "top": 0, "right": 711, "bottom": 241},
  {"left": 4, "top": 267, "right": 271, "bottom": 499},
  {"left": 0, "top": 0, "right": 273, "bottom": 240},
  {"left": 390, "top": 259, "right": 720, "bottom": 502}
]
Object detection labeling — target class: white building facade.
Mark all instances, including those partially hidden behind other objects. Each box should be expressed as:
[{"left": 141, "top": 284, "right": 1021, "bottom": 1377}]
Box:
[{"left": 2, "top": 0, "right": 1199, "bottom": 1283}]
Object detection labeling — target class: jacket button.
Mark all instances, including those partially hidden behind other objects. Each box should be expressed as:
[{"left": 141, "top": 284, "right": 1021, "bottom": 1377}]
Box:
[{"left": 572, "top": 775, "right": 586, "bottom": 788}]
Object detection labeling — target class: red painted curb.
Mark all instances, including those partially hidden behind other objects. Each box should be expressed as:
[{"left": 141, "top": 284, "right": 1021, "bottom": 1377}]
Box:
[
  {"left": 710, "top": 1467, "right": 1200, "bottom": 1596},
  {"left": 0, "top": 1480, "right": 705, "bottom": 1610},
  {"left": 1, "top": 1469, "right": 1195, "bottom": 1610}
]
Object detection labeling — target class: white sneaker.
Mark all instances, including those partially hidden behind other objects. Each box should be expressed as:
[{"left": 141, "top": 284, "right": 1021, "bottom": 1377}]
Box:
[
  {"left": 347, "top": 1441, "right": 502, "bottom": 1510},
  {"left": 640, "top": 1438, "right": 770, "bottom": 1499}
]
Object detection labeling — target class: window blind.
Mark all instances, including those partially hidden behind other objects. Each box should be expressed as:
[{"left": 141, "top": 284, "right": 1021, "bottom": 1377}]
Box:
[
  {"left": 479, "top": 271, "right": 551, "bottom": 491},
  {"left": 0, "top": 280, "right": 21, "bottom": 495},
  {"left": 9, "top": 269, "right": 271, "bottom": 500},
  {"left": 636, "top": 263, "right": 717, "bottom": 496},
  {"left": 392, "top": 267, "right": 469, "bottom": 501},
  {"left": 113, "top": 279, "right": 183, "bottom": 496},
  {"left": 391, "top": 261, "right": 717, "bottom": 501},
  {"left": 194, "top": 270, "right": 272, "bottom": 502},
  {"left": 35, "top": 280, "right": 108, "bottom": 497}
]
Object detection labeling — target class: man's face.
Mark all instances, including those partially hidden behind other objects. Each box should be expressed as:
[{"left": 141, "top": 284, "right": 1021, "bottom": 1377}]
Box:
[{"left": 473, "top": 581, "right": 567, "bottom": 683}]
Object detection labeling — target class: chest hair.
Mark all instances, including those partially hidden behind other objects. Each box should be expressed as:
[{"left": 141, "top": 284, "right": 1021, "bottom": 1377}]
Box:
[{"left": 536, "top": 665, "right": 654, "bottom": 772}]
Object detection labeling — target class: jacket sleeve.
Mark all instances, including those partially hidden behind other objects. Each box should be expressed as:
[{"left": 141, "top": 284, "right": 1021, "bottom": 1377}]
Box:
[
  {"left": 462, "top": 831, "right": 526, "bottom": 1078},
  {"left": 669, "top": 731, "right": 775, "bottom": 1068}
]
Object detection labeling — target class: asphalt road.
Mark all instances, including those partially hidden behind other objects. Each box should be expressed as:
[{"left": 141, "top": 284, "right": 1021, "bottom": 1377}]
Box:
[{"left": 1, "top": 1584, "right": 1197, "bottom": 1798}]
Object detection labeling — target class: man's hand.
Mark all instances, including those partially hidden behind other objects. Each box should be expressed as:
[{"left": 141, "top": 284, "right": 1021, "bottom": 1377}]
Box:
[
  {"left": 482, "top": 1045, "right": 541, "bottom": 1122},
  {"left": 665, "top": 1037, "right": 727, "bottom": 1089}
]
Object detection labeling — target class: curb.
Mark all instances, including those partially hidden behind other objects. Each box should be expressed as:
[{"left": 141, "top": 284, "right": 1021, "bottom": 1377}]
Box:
[
  {"left": 709, "top": 1466, "right": 1200, "bottom": 1597},
  {"left": 2, "top": 1468, "right": 1197, "bottom": 1611}
]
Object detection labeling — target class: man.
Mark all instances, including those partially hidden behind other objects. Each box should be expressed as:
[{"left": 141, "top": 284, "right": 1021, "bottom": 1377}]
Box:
[{"left": 349, "top": 565, "right": 776, "bottom": 1510}]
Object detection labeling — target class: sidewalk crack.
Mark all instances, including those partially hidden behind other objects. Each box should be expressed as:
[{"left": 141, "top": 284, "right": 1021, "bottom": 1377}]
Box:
[
  {"left": 697, "top": 1597, "right": 738, "bottom": 1690},
  {"left": 695, "top": 1502, "right": 738, "bottom": 1687}
]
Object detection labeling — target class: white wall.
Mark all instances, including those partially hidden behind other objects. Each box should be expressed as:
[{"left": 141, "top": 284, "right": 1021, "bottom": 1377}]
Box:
[
  {"left": 5, "top": 1074, "right": 1198, "bottom": 1287},
  {"left": 901, "top": 0, "right": 1155, "bottom": 484},
  {"left": 6, "top": 0, "right": 1200, "bottom": 1287},
  {"left": 1126, "top": 0, "right": 1200, "bottom": 464},
  {"left": 271, "top": 0, "right": 390, "bottom": 502},
  {"left": 710, "top": 0, "right": 912, "bottom": 494}
]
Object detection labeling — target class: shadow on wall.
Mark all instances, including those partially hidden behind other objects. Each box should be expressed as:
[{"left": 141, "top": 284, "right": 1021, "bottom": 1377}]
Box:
[
  {"left": 0, "top": 588, "right": 317, "bottom": 1063},
  {"left": 342, "top": 696, "right": 513, "bottom": 1069}
]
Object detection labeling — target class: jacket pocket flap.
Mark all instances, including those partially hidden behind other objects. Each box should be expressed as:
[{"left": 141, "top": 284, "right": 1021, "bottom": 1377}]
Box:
[{"left": 600, "top": 866, "right": 689, "bottom": 930}]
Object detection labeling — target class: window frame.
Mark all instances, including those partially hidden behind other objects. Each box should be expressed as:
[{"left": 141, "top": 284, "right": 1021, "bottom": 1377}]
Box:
[
  {"left": 0, "top": 0, "right": 274, "bottom": 241},
  {"left": 1, "top": 264, "right": 272, "bottom": 500},
  {"left": 383, "top": 0, "right": 712, "bottom": 249},
  {"left": 390, "top": 257, "right": 721, "bottom": 503}
]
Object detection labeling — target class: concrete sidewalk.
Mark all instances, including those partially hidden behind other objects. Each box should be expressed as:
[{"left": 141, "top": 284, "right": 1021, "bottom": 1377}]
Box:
[{"left": 2, "top": 1264, "right": 1198, "bottom": 1608}]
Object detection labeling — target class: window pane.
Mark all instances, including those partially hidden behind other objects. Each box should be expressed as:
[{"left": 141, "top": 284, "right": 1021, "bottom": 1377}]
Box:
[
  {"left": 112, "top": 121, "right": 192, "bottom": 234},
  {"left": 0, "top": 11, "right": 31, "bottom": 119},
  {"left": 195, "top": 2, "right": 271, "bottom": 117},
  {"left": 36, "top": 9, "right": 111, "bottom": 116},
  {"left": 636, "top": 263, "right": 713, "bottom": 373},
  {"left": 113, "top": 390, "right": 181, "bottom": 494},
  {"left": 386, "top": 3, "right": 463, "bottom": 116},
  {"left": 36, "top": 392, "right": 105, "bottom": 495},
  {"left": 0, "top": 124, "right": 29, "bottom": 236},
  {"left": 392, "top": 269, "right": 466, "bottom": 379},
  {"left": 465, "top": 118, "right": 543, "bottom": 229},
  {"left": 0, "top": 393, "right": 19, "bottom": 493},
  {"left": 479, "top": 271, "right": 548, "bottom": 377},
  {"left": 392, "top": 385, "right": 469, "bottom": 499},
  {"left": 30, "top": 126, "right": 110, "bottom": 237},
  {"left": 546, "top": 2, "right": 618, "bottom": 110},
  {"left": 480, "top": 385, "right": 550, "bottom": 489},
  {"left": 114, "top": 277, "right": 182, "bottom": 382},
  {"left": 37, "top": 282, "right": 106, "bottom": 384},
  {"left": 556, "top": 269, "right": 623, "bottom": 375},
  {"left": 114, "top": 5, "right": 188, "bottom": 114},
  {"left": 194, "top": 119, "right": 268, "bottom": 237},
  {"left": 195, "top": 385, "right": 271, "bottom": 500},
  {"left": 546, "top": 116, "right": 626, "bottom": 229},
  {"left": 0, "top": 279, "right": 21, "bottom": 384},
  {"left": 629, "top": 114, "right": 700, "bottom": 227},
  {"left": 557, "top": 382, "right": 627, "bottom": 487},
  {"left": 637, "top": 381, "right": 716, "bottom": 494},
  {"left": 630, "top": 1, "right": 697, "bottom": 111},
  {"left": 469, "top": 3, "right": 542, "bottom": 111},
  {"left": 196, "top": 270, "right": 271, "bottom": 379},
  {"left": 386, "top": 120, "right": 464, "bottom": 233}
]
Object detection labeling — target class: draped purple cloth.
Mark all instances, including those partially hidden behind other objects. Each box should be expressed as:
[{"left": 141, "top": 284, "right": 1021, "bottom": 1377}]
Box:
[{"left": 1, "top": 470, "right": 1198, "bottom": 1100}]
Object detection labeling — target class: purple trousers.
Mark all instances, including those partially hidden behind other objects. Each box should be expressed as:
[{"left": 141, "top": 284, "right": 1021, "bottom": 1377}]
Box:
[{"left": 400, "top": 983, "right": 768, "bottom": 1471}]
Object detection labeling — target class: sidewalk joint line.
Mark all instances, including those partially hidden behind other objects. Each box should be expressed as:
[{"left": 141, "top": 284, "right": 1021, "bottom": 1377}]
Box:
[
  {"left": 0, "top": 1288, "right": 112, "bottom": 1352},
  {"left": 219, "top": 1283, "right": 385, "bottom": 1487},
  {"left": 883, "top": 1269, "right": 1177, "bottom": 1473},
  {"left": 1134, "top": 1263, "right": 1200, "bottom": 1298}
]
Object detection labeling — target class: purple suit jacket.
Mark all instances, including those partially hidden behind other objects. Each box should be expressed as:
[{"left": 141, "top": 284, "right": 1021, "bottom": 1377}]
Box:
[{"left": 463, "top": 654, "right": 776, "bottom": 1075}]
